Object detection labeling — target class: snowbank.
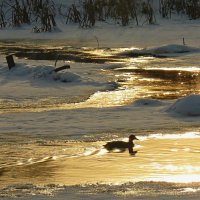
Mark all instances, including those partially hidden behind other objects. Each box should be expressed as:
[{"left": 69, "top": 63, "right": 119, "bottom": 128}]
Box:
[
  {"left": 0, "top": 60, "right": 117, "bottom": 103},
  {"left": 5, "top": 64, "right": 81, "bottom": 83},
  {"left": 1, "top": 18, "right": 200, "bottom": 49},
  {"left": 149, "top": 44, "right": 199, "bottom": 55},
  {"left": 121, "top": 44, "right": 200, "bottom": 57},
  {"left": 3, "top": 182, "right": 200, "bottom": 200},
  {"left": 167, "top": 95, "right": 200, "bottom": 116}
]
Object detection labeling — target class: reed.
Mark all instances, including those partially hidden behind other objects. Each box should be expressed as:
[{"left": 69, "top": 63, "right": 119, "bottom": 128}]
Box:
[
  {"left": 1, "top": 0, "right": 56, "bottom": 32},
  {"left": 159, "top": 0, "right": 200, "bottom": 20},
  {"left": 0, "top": 0, "right": 200, "bottom": 30},
  {"left": 64, "top": 0, "right": 148, "bottom": 27}
]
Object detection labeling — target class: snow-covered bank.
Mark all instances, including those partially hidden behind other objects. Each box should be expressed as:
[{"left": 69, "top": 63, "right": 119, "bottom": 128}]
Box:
[
  {"left": 167, "top": 95, "right": 200, "bottom": 116},
  {"left": 0, "top": 58, "right": 116, "bottom": 104},
  {"left": 1, "top": 18, "right": 200, "bottom": 48},
  {"left": 121, "top": 44, "right": 200, "bottom": 57},
  {"left": 0, "top": 96, "right": 200, "bottom": 138},
  {"left": 2, "top": 182, "right": 200, "bottom": 200},
  {"left": 0, "top": 0, "right": 200, "bottom": 50},
  {"left": 0, "top": 0, "right": 200, "bottom": 48}
]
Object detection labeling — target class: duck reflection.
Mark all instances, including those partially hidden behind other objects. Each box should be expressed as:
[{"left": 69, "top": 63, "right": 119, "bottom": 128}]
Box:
[{"left": 103, "top": 135, "right": 139, "bottom": 156}]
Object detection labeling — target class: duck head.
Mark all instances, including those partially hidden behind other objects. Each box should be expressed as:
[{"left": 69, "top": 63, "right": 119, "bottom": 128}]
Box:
[{"left": 129, "top": 134, "right": 139, "bottom": 141}]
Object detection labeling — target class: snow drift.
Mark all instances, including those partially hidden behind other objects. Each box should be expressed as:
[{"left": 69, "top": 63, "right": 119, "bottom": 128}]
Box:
[
  {"left": 149, "top": 44, "right": 199, "bottom": 54},
  {"left": 167, "top": 95, "right": 200, "bottom": 116},
  {"left": 0, "top": 61, "right": 118, "bottom": 103},
  {"left": 7, "top": 64, "right": 82, "bottom": 83},
  {"left": 121, "top": 44, "right": 200, "bottom": 57}
]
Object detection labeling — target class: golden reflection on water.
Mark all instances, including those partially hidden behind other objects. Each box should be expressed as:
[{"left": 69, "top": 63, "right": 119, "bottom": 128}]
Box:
[
  {"left": 0, "top": 88, "right": 146, "bottom": 113},
  {"left": 1, "top": 134, "right": 200, "bottom": 187},
  {"left": 2, "top": 63, "right": 200, "bottom": 113},
  {"left": 1, "top": 50, "right": 200, "bottom": 113},
  {"left": 142, "top": 66, "right": 200, "bottom": 72}
]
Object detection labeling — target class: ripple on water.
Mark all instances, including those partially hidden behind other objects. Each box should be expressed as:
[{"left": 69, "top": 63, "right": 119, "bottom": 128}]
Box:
[{"left": 1, "top": 132, "right": 200, "bottom": 190}]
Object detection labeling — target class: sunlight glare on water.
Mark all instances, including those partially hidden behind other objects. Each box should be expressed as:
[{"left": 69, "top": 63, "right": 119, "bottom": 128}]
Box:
[
  {"left": 82, "top": 89, "right": 140, "bottom": 107},
  {"left": 1, "top": 45, "right": 200, "bottom": 113},
  {"left": 1, "top": 132, "right": 200, "bottom": 188}
]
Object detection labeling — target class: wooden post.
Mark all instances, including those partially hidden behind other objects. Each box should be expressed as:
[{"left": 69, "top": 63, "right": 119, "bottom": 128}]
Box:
[
  {"left": 183, "top": 37, "right": 185, "bottom": 45},
  {"left": 6, "top": 55, "right": 15, "bottom": 70},
  {"left": 54, "top": 65, "right": 70, "bottom": 72}
]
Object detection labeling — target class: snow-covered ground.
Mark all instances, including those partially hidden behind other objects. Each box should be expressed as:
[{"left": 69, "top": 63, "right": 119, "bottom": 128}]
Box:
[
  {"left": 2, "top": 17, "right": 200, "bottom": 49},
  {"left": 1, "top": 2, "right": 200, "bottom": 199}
]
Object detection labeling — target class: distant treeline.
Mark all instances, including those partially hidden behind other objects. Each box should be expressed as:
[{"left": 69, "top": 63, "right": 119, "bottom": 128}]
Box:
[{"left": 0, "top": 0, "right": 200, "bottom": 31}]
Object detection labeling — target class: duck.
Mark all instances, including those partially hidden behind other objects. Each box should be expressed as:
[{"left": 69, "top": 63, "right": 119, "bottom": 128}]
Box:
[{"left": 103, "top": 135, "right": 139, "bottom": 155}]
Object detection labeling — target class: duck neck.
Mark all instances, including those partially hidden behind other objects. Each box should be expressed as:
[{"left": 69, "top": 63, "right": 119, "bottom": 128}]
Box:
[{"left": 129, "top": 139, "right": 134, "bottom": 144}]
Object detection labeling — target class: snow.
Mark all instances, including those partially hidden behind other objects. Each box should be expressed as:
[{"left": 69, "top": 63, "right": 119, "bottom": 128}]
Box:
[
  {"left": 149, "top": 44, "right": 199, "bottom": 54},
  {"left": 9, "top": 63, "right": 81, "bottom": 82},
  {"left": 0, "top": 58, "right": 115, "bottom": 102},
  {"left": 121, "top": 44, "right": 200, "bottom": 57},
  {"left": 3, "top": 182, "right": 200, "bottom": 200},
  {"left": 167, "top": 95, "right": 200, "bottom": 116},
  {"left": 0, "top": 0, "right": 199, "bottom": 50},
  {"left": 1, "top": 17, "right": 200, "bottom": 49}
]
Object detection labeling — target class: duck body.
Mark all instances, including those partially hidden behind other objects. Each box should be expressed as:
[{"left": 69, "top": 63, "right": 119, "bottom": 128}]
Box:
[
  {"left": 104, "top": 141, "right": 134, "bottom": 151},
  {"left": 103, "top": 135, "right": 138, "bottom": 153}
]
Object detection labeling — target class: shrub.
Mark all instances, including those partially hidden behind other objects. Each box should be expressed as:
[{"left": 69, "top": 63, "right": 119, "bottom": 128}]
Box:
[
  {"left": 65, "top": 0, "right": 143, "bottom": 27},
  {"left": 0, "top": 0, "right": 56, "bottom": 31},
  {"left": 159, "top": 0, "right": 200, "bottom": 20}
]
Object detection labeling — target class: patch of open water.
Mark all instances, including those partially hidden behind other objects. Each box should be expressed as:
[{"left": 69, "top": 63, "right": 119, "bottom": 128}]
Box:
[{"left": 1, "top": 132, "right": 200, "bottom": 197}]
